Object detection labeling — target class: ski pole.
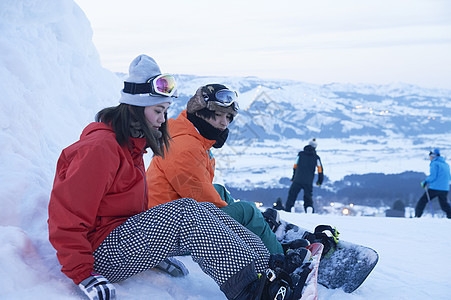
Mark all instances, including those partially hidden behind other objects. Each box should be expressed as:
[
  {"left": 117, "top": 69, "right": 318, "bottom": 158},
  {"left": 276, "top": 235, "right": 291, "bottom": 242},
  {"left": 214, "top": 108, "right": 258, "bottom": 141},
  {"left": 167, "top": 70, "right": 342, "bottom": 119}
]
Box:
[{"left": 424, "top": 186, "right": 434, "bottom": 217}]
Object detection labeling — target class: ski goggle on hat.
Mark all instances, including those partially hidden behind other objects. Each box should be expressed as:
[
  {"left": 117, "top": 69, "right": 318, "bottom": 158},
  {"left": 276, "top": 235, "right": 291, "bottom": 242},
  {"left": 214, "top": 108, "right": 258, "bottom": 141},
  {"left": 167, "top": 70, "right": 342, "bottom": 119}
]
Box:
[
  {"left": 123, "top": 74, "right": 177, "bottom": 97},
  {"left": 204, "top": 89, "right": 239, "bottom": 111}
]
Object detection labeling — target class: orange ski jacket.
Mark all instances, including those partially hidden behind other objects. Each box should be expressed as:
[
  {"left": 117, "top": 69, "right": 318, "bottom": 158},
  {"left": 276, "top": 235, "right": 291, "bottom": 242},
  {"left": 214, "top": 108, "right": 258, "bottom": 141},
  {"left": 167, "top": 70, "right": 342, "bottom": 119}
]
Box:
[{"left": 146, "top": 110, "right": 227, "bottom": 208}]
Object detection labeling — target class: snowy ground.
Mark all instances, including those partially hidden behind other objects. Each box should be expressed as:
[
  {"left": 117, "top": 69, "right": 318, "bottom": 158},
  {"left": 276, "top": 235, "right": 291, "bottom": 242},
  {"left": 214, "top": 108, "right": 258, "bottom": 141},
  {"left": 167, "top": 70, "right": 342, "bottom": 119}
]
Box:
[
  {"left": 1, "top": 1, "right": 450, "bottom": 299},
  {"left": 2, "top": 211, "right": 450, "bottom": 299},
  {"left": 212, "top": 135, "right": 442, "bottom": 188}
]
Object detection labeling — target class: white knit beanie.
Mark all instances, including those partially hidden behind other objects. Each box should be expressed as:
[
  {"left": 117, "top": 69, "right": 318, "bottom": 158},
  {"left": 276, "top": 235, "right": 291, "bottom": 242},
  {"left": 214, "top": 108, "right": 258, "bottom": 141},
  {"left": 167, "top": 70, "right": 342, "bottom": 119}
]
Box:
[
  {"left": 119, "top": 54, "right": 174, "bottom": 107},
  {"left": 309, "top": 138, "right": 318, "bottom": 148}
]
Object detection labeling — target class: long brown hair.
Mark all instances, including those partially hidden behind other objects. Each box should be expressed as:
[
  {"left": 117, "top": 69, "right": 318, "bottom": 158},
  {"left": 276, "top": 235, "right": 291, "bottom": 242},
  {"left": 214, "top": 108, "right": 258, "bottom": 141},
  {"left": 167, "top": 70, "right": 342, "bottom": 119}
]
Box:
[{"left": 95, "top": 103, "right": 170, "bottom": 156}]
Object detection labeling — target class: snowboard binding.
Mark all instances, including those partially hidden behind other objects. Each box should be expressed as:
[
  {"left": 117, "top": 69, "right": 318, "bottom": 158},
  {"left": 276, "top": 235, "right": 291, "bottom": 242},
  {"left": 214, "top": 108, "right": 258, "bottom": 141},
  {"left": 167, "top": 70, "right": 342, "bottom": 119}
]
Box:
[
  {"left": 281, "top": 238, "right": 310, "bottom": 254},
  {"left": 302, "top": 225, "right": 339, "bottom": 258},
  {"left": 265, "top": 249, "right": 313, "bottom": 300}
]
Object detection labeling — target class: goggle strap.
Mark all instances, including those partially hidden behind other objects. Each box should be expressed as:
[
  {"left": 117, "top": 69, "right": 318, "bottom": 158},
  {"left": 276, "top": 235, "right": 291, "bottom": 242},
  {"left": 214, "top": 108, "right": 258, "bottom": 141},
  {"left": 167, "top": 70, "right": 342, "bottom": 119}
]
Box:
[{"left": 123, "top": 82, "right": 153, "bottom": 95}]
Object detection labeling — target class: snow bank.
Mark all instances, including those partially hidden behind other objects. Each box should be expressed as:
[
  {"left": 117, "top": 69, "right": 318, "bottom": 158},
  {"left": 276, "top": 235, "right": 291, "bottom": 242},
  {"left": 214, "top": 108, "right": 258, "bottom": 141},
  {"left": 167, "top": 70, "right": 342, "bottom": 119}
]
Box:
[
  {"left": 0, "top": 0, "right": 120, "bottom": 229},
  {"left": 0, "top": 0, "right": 120, "bottom": 296}
]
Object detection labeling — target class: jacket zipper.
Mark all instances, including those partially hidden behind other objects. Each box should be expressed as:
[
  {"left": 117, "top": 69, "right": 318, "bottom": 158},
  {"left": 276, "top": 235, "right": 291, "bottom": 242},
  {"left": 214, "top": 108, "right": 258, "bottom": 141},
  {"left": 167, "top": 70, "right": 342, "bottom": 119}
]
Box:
[
  {"left": 132, "top": 147, "right": 148, "bottom": 212},
  {"left": 135, "top": 164, "right": 148, "bottom": 212}
]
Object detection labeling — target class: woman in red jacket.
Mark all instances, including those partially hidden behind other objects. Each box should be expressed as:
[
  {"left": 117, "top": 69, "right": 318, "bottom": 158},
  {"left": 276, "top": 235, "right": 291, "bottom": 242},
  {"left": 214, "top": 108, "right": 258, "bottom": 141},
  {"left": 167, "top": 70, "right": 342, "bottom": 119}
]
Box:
[{"left": 48, "top": 55, "right": 309, "bottom": 300}]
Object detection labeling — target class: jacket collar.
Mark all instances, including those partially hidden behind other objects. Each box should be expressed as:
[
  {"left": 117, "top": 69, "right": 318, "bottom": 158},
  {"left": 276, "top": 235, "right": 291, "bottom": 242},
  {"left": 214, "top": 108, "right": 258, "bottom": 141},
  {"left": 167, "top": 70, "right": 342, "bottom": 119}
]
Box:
[
  {"left": 170, "top": 110, "right": 216, "bottom": 149},
  {"left": 81, "top": 122, "right": 147, "bottom": 156}
]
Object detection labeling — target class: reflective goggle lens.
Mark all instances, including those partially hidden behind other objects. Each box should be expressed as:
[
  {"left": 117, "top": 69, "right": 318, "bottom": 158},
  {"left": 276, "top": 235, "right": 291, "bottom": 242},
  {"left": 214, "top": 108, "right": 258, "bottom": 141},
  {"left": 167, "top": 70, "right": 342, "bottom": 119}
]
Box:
[
  {"left": 215, "top": 90, "right": 238, "bottom": 105},
  {"left": 148, "top": 74, "right": 177, "bottom": 97}
]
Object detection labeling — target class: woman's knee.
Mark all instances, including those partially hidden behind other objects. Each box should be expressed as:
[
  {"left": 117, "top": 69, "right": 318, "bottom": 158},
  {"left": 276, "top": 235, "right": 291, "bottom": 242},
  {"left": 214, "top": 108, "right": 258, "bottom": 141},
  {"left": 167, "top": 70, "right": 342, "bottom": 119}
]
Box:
[
  {"left": 171, "top": 197, "right": 199, "bottom": 207},
  {"left": 226, "top": 201, "right": 261, "bottom": 223},
  {"left": 199, "top": 201, "right": 217, "bottom": 210},
  {"left": 235, "top": 201, "right": 259, "bottom": 215}
]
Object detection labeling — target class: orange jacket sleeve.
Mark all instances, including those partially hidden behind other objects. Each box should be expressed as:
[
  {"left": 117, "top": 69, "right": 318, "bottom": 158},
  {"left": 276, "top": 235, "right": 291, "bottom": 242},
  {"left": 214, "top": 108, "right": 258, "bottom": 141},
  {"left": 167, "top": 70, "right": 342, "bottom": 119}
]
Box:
[{"left": 147, "top": 135, "right": 227, "bottom": 208}]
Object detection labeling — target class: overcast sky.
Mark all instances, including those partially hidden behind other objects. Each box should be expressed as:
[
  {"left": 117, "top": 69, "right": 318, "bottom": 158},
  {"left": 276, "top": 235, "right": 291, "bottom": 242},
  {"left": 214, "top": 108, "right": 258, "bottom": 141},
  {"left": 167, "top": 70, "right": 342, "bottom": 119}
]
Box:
[{"left": 74, "top": 0, "right": 451, "bottom": 89}]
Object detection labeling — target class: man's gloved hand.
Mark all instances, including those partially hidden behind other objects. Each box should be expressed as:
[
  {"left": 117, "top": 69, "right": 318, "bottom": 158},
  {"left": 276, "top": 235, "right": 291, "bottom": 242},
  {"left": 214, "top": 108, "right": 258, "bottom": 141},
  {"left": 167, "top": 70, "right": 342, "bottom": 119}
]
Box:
[
  {"left": 79, "top": 274, "right": 116, "bottom": 300},
  {"left": 420, "top": 181, "right": 428, "bottom": 189}
]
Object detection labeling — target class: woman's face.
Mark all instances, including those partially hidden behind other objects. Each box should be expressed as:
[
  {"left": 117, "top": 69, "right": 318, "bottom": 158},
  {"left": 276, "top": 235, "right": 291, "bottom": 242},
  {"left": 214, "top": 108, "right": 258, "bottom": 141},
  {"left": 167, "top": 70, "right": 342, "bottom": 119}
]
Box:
[
  {"left": 144, "top": 102, "right": 170, "bottom": 130},
  {"left": 203, "top": 111, "right": 232, "bottom": 131}
]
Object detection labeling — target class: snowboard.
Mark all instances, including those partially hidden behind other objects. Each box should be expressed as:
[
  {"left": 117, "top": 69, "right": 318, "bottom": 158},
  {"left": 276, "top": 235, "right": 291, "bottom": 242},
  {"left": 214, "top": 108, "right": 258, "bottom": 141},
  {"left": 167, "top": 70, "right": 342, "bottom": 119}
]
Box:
[
  {"left": 299, "top": 243, "right": 323, "bottom": 300},
  {"left": 277, "top": 219, "right": 379, "bottom": 293}
]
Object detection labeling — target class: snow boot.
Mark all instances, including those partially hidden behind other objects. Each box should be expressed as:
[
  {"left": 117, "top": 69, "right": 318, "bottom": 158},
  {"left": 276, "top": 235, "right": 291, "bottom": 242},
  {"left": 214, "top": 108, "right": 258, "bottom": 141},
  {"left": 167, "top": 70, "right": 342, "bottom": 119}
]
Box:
[
  {"left": 232, "top": 272, "right": 267, "bottom": 300},
  {"left": 262, "top": 207, "right": 281, "bottom": 232},
  {"left": 264, "top": 269, "right": 298, "bottom": 300},
  {"left": 266, "top": 248, "right": 312, "bottom": 299},
  {"left": 234, "top": 249, "right": 313, "bottom": 300},
  {"left": 234, "top": 270, "right": 304, "bottom": 300}
]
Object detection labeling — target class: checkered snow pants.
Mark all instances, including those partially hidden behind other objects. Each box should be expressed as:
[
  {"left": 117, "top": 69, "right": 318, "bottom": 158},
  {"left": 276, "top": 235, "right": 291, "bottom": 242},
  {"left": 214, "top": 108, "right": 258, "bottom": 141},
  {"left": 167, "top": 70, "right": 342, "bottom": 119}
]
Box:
[{"left": 93, "top": 198, "right": 270, "bottom": 289}]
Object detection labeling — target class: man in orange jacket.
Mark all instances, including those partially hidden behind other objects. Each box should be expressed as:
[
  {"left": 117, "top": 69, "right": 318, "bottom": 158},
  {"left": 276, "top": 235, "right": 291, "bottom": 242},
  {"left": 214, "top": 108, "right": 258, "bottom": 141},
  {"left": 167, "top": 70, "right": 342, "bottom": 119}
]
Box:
[{"left": 146, "top": 84, "right": 283, "bottom": 254}]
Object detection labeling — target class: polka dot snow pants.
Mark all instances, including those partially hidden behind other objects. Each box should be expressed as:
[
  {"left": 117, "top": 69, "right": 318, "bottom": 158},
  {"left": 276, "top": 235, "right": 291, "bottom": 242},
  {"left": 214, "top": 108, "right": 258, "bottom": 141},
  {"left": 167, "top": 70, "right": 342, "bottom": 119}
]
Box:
[{"left": 93, "top": 198, "right": 270, "bottom": 298}]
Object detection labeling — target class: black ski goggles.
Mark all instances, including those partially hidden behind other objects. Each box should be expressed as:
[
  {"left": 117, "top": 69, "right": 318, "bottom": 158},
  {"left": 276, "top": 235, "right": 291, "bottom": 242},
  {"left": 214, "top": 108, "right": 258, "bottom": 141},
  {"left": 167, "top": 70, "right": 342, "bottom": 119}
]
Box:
[
  {"left": 204, "top": 89, "right": 239, "bottom": 111},
  {"left": 123, "top": 74, "right": 177, "bottom": 97}
]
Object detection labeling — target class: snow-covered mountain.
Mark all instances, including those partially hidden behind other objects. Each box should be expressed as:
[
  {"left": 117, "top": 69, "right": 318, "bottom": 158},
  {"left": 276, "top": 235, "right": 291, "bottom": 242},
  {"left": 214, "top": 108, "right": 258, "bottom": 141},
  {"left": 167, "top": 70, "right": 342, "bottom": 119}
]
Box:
[
  {"left": 164, "top": 75, "right": 451, "bottom": 192},
  {"left": 171, "top": 75, "right": 451, "bottom": 141}
]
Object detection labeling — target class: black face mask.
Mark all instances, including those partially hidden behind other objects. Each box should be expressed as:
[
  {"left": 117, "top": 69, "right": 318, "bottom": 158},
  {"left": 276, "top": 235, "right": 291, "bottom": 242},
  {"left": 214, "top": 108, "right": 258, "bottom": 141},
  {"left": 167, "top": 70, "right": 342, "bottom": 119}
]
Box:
[{"left": 187, "top": 112, "right": 229, "bottom": 148}]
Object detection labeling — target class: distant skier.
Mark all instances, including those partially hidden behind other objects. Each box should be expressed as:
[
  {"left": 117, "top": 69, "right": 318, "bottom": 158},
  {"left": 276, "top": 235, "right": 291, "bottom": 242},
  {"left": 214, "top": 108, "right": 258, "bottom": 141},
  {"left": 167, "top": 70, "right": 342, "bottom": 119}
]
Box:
[
  {"left": 273, "top": 197, "right": 285, "bottom": 210},
  {"left": 415, "top": 148, "right": 451, "bottom": 218},
  {"left": 284, "top": 138, "right": 324, "bottom": 213},
  {"left": 385, "top": 199, "right": 406, "bottom": 218}
]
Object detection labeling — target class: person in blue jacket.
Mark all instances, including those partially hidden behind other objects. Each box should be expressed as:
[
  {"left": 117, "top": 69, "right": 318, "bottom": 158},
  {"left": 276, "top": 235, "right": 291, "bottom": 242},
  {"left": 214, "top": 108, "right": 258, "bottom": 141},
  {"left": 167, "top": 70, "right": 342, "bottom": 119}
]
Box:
[{"left": 415, "top": 148, "right": 451, "bottom": 218}]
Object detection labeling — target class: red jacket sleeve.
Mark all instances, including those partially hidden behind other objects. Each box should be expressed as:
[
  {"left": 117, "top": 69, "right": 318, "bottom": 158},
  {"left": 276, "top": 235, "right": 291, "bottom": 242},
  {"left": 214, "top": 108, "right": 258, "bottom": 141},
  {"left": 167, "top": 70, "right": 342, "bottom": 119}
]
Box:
[{"left": 48, "top": 141, "right": 119, "bottom": 284}]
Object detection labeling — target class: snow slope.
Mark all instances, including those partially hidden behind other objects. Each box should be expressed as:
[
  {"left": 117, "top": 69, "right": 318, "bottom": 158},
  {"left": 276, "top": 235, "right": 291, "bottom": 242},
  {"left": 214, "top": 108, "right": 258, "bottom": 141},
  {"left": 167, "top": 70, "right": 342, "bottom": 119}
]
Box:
[
  {"left": 0, "top": 1, "right": 449, "bottom": 299},
  {"left": 2, "top": 212, "right": 450, "bottom": 300}
]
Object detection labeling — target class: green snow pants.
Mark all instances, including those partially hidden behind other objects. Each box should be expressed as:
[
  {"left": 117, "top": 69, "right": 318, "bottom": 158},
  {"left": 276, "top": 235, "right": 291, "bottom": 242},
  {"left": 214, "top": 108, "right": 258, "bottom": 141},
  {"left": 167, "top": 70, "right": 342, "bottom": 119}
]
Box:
[{"left": 214, "top": 184, "right": 284, "bottom": 254}]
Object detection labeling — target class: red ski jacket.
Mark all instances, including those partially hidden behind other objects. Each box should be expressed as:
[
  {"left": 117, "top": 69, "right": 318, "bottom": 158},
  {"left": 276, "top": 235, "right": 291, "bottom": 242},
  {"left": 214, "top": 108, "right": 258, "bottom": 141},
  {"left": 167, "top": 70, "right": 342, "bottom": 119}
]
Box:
[{"left": 48, "top": 122, "right": 148, "bottom": 284}]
